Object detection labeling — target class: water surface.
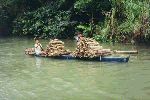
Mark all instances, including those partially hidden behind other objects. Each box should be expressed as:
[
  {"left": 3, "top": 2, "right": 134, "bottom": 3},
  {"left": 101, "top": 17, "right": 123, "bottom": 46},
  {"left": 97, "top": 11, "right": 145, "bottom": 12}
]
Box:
[{"left": 0, "top": 37, "right": 150, "bottom": 100}]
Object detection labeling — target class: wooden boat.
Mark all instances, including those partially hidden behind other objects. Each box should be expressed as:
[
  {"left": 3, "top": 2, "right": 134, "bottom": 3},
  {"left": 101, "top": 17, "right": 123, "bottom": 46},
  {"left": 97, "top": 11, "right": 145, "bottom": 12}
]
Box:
[
  {"left": 25, "top": 52, "right": 130, "bottom": 63},
  {"left": 65, "top": 55, "right": 130, "bottom": 63},
  {"left": 114, "top": 50, "right": 138, "bottom": 54}
]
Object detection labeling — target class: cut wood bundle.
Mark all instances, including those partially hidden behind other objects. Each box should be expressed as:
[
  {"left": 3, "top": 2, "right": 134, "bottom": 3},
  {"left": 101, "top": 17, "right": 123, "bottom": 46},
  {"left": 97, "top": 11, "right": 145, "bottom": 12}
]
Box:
[
  {"left": 46, "top": 39, "right": 71, "bottom": 56},
  {"left": 73, "top": 38, "right": 112, "bottom": 58},
  {"left": 25, "top": 48, "right": 35, "bottom": 55}
]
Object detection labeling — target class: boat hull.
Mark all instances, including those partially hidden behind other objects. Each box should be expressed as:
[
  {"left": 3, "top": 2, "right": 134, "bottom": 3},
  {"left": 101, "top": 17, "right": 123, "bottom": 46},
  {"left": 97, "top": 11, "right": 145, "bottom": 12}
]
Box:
[{"left": 26, "top": 53, "right": 129, "bottom": 63}]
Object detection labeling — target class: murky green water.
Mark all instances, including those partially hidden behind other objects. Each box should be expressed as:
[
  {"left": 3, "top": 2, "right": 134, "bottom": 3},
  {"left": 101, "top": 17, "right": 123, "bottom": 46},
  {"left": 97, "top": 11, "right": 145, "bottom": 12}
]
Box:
[{"left": 0, "top": 37, "right": 150, "bottom": 100}]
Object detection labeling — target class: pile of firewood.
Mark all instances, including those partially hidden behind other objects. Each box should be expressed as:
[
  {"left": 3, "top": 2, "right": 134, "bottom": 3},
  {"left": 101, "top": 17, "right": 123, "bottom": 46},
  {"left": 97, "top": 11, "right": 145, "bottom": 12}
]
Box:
[
  {"left": 46, "top": 39, "right": 71, "bottom": 56},
  {"left": 73, "top": 38, "right": 112, "bottom": 58},
  {"left": 25, "top": 48, "right": 35, "bottom": 55}
]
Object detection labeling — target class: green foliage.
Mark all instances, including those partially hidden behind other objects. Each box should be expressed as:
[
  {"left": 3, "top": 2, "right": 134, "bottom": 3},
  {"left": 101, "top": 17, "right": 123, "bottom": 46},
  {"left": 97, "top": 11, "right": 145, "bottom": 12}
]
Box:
[
  {"left": 0, "top": 6, "right": 12, "bottom": 35},
  {"left": 94, "top": 34, "right": 109, "bottom": 42},
  {"left": 74, "top": 0, "right": 92, "bottom": 10},
  {"left": 0, "top": 0, "right": 150, "bottom": 43},
  {"left": 76, "top": 24, "right": 91, "bottom": 36},
  {"left": 74, "top": 0, "right": 111, "bottom": 12},
  {"left": 117, "top": 0, "right": 150, "bottom": 42},
  {"left": 94, "top": 0, "right": 150, "bottom": 43},
  {"left": 13, "top": 6, "right": 71, "bottom": 38},
  {"left": 93, "top": 24, "right": 111, "bottom": 42},
  {"left": 0, "top": 0, "right": 46, "bottom": 35},
  {"left": 0, "top": 7, "right": 10, "bottom": 27}
]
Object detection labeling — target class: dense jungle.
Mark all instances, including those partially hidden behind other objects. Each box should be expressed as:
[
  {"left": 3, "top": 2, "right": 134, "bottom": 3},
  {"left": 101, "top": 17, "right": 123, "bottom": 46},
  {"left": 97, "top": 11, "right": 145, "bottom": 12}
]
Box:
[{"left": 0, "top": 0, "right": 149, "bottom": 44}]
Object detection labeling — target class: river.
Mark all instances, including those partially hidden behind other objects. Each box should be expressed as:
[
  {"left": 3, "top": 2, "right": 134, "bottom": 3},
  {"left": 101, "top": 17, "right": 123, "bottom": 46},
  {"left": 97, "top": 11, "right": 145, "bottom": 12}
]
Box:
[{"left": 0, "top": 37, "right": 150, "bottom": 100}]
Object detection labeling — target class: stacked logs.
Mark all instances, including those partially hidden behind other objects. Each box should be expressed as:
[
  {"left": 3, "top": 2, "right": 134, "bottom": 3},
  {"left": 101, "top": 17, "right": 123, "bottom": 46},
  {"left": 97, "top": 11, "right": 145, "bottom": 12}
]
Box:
[
  {"left": 73, "top": 38, "right": 112, "bottom": 58},
  {"left": 25, "top": 48, "right": 35, "bottom": 55},
  {"left": 46, "top": 39, "right": 71, "bottom": 56}
]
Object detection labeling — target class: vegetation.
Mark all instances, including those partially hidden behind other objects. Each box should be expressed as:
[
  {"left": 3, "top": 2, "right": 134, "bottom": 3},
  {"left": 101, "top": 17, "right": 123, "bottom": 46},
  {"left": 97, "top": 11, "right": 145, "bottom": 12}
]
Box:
[
  {"left": 0, "top": 0, "right": 149, "bottom": 43},
  {"left": 13, "top": 7, "right": 71, "bottom": 38}
]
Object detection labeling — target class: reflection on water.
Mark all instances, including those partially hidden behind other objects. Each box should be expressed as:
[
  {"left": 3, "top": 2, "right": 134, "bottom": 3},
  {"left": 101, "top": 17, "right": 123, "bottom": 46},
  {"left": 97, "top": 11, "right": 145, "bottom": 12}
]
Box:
[
  {"left": 0, "top": 37, "right": 150, "bottom": 100},
  {"left": 35, "top": 57, "right": 42, "bottom": 69}
]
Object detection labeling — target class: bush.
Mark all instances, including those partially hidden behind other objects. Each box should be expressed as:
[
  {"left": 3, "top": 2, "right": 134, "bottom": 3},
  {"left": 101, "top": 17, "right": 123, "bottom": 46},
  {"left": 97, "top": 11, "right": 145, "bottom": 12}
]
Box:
[{"left": 13, "top": 6, "right": 71, "bottom": 38}]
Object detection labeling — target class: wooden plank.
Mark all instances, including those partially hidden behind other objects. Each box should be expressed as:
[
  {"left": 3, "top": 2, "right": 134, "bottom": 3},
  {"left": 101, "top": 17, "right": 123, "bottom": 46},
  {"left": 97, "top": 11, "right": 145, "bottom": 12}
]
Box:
[{"left": 114, "top": 50, "right": 138, "bottom": 54}]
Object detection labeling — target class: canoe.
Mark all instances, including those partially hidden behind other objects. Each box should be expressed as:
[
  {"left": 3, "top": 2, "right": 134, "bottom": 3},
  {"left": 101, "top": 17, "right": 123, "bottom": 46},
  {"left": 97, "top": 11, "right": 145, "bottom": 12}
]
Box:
[
  {"left": 98, "top": 56, "right": 130, "bottom": 62},
  {"left": 25, "top": 53, "right": 129, "bottom": 63},
  {"left": 114, "top": 50, "right": 138, "bottom": 54},
  {"left": 68, "top": 55, "right": 129, "bottom": 62}
]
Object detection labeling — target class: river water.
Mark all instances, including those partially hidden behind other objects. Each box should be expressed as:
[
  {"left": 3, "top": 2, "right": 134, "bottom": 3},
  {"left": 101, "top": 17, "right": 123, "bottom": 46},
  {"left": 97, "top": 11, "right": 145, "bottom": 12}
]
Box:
[{"left": 0, "top": 37, "right": 150, "bottom": 100}]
